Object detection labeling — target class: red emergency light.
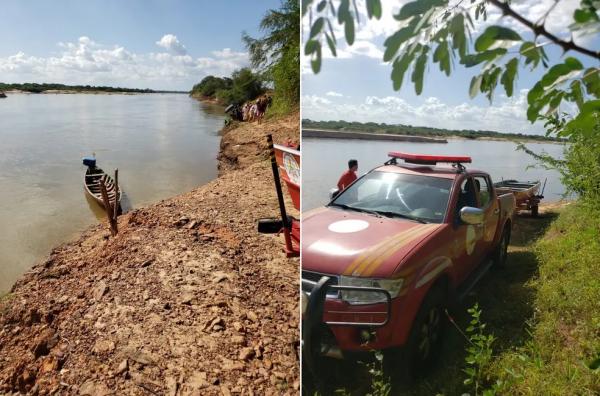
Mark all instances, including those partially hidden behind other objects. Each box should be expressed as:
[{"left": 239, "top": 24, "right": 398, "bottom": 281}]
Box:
[{"left": 388, "top": 152, "right": 472, "bottom": 165}]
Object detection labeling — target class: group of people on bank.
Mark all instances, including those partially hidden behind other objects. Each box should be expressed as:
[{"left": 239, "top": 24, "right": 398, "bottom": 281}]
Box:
[{"left": 225, "top": 94, "right": 272, "bottom": 125}]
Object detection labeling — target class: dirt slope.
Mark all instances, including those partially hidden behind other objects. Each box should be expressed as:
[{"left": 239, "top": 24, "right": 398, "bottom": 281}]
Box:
[{"left": 0, "top": 112, "right": 300, "bottom": 395}]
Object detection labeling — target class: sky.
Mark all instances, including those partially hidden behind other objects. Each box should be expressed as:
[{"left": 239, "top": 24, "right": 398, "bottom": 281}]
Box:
[
  {"left": 302, "top": 0, "right": 600, "bottom": 135},
  {"left": 0, "top": 0, "right": 282, "bottom": 91}
]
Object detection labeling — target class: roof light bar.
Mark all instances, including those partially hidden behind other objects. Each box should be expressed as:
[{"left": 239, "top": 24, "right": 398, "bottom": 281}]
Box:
[{"left": 388, "top": 152, "right": 472, "bottom": 165}]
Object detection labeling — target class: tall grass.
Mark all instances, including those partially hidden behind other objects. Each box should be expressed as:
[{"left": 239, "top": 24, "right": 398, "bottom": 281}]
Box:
[{"left": 490, "top": 203, "right": 600, "bottom": 394}]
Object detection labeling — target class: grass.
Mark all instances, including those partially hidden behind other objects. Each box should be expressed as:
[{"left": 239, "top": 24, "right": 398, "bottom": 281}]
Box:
[
  {"left": 306, "top": 203, "right": 600, "bottom": 395},
  {"left": 489, "top": 203, "right": 600, "bottom": 394}
]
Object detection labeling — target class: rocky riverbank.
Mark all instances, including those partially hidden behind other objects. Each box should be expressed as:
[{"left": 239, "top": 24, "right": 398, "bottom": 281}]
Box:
[{"left": 0, "top": 112, "right": 300, "bottom": 395}]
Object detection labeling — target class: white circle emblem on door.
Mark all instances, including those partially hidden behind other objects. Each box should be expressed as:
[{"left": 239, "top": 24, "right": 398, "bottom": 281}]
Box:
[{"left": 328, "top": 219, "right": 369, "bottom": 233}]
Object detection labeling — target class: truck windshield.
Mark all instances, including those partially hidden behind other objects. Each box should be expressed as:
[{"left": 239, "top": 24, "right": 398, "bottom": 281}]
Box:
[{"left": 330, "top": 171, "right": 453, "bottom": 223}]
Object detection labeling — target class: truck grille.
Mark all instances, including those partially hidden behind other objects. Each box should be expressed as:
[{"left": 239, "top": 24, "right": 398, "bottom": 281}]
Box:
[{"left": 302, "top": 271, "right": 339, "bottom": 298}]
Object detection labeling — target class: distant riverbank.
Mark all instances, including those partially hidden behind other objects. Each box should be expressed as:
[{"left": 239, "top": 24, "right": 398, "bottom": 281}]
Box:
[
  {"left": 303, "top": 128, "right": 447, "bottom": 143},
  {"left": 2, "top": 90, "right": 187, "bottom": 95},
  {"left": 0, "top": 82, "right": 187, "bottom": 95},
  {"left": 303, "top": 119, "right": 564, "bottom": 144}
]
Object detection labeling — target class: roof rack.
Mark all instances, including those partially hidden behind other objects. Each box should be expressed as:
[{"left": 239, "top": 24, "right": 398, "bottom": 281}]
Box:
[{"left": 385, "top": 152, "right": 472, "bottom": 172}]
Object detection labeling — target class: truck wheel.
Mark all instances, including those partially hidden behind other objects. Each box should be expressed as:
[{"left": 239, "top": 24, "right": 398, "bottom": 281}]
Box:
[
  {"left": 531, "top": 205, "right": 539, "bottom": 218},
  {"left": 386, "top": 285, "right": 446, "bottom": 385},
  {"left": 493, "top": 225, "right": 510, "bottom": 267}
]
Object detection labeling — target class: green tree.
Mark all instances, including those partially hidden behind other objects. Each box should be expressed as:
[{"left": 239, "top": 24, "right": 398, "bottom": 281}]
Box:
[
  {"left": 304, "top": 0, "right": 600, "bottom": 201},
  {"left": 244, "top": 0, "right": 300, "bottom": 113},
  {"left": 191, "top": 76, "right": 232, "bottom": 97},
  {"left": 215, "top": 68, "right": 264, "bottom": 105}
]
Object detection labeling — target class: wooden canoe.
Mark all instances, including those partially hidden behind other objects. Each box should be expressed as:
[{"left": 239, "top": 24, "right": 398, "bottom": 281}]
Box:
[{"left": 84, "top": 166, "right": 121, "bottom": 210}]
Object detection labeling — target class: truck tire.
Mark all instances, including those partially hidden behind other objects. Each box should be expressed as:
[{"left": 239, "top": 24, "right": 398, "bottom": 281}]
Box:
[
  {"left": 385, "top": 285, "right": 446, "bottom": 385},
  {"left": 493, "top": 225, "right": 510, "bottom": 268}
]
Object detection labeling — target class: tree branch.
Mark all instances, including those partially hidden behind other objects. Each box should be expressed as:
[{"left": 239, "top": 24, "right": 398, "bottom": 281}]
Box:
[{"left": 488, "top": 0, "right": 600, "bottom": 61}]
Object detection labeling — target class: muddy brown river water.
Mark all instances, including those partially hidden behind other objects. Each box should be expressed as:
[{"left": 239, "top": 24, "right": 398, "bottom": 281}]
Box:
[{"left": 0, "top": 93, "right": 223, "bottom": 294}]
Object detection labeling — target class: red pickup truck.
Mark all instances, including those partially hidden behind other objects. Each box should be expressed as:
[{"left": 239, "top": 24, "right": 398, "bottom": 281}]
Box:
[{"left": 302, "top": 152, "right": 516, "bottom": 383}]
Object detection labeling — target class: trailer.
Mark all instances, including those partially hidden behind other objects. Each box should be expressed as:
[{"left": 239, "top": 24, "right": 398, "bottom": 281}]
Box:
[{"left": 494, "top": 179, "right": 545, "bottom": 217}]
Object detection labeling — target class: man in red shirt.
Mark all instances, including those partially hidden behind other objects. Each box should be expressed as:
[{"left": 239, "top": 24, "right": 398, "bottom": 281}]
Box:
[{"left": 337, "top": 159, "right": 358, "bottom": 191}]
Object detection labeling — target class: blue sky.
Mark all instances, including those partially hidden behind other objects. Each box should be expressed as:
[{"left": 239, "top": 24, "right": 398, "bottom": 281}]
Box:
[
  {"left": 302, "top": 0, "right": 600, "bottom": 135},
  {"left": 0, "top": 0, "right": 282, "bottom": 90}
]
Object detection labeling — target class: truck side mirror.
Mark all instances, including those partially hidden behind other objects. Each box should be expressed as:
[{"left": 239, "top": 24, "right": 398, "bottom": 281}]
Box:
[
  {"left": 460, "top": 206, "right": 484, "bottom": 225},
  {"left": 329, "top": 188, "right": 340, "bottom": 200}
]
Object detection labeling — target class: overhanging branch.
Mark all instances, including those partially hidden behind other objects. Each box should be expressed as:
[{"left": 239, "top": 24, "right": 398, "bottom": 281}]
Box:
[{"left": 488, "top": 0, "right": 600, "bottom": 61}]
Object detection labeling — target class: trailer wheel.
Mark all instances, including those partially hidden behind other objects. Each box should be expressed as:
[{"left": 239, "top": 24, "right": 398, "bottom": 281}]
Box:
[
  {"left": 386, "top": 285, "right": 446, "bottom": 385},
  {"left": 531, "top": 205, "right": 539, "bottom": 218},
  {"left": 493, "top": 225, "right": 510, "bottom": 268}
]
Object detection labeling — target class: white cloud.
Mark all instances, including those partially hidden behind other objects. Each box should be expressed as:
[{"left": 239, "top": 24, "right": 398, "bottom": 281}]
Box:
[
  {"left": 155, "top": 34, "right": 187, "bottom": 55},
  {"left": 0, "top": 36, "right": 249, "bottom": 90},
  {"left": 325, "top": 91, "right": 344, "bottom": 97},
  {"left": 303, "top": 90, "right": 548, "bottom": 135}
]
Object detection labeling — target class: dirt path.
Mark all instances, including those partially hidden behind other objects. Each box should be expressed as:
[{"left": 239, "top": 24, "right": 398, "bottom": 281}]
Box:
[{"left": 0, "top": 113, "right": 300, "bottom": 395}]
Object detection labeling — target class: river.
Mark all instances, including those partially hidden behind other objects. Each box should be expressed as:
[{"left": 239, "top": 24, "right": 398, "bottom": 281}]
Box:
[
  {"left": 302, "top": 137, "right": 568, "bottom": 211},
  {"left": 0, "top": 93, "right": 223, "bottom": 294}
]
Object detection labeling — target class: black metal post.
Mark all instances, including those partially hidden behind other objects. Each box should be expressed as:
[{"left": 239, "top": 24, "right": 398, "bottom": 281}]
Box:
[{"left": 267, "top": 134, "right": 290, "bottom": 230}]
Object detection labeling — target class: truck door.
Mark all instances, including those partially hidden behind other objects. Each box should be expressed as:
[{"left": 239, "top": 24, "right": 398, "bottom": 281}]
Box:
[
  {"left": 451, "top": 176, "right": 485, "bottom": 283},
  {"left": 473, "top": 175, "right": 500, "bottom": 254}
]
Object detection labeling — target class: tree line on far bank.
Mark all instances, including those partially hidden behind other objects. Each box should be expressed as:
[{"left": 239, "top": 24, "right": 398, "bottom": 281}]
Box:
[
  {"left": 302, "top": 119, "right": 564, "bottom": 142},
  {"left": 190, "top": 0, "right": 299, "bottom": 116},
  {"left": 0, "top": 82, "right": 169, "bottom": 94}
]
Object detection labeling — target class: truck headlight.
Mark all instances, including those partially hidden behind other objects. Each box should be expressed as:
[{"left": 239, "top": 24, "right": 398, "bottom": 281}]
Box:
[{"left": 339, "top": 276, "right": 404, "bottom": 305}]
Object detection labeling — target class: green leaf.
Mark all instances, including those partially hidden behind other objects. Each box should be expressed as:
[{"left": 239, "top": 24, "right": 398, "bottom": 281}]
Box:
[
  {"left": 371, "top": 0, "right": 382, "bottom": 19},
  {"left": 383, "top": 23, "right": 416, "bottom": 62},
  {"left": 461, "top": 48, "right": 507, "bottom": 67},
  {"left": 527, "top": 81, "right": 544, "bottom": 104},
  {"left": 589, "top": 356, "right": 600, "bottom": 370},
  {"left": 520, "top": 41, "right": 541, "bottom": 69},
  {"left": 470, "top": 74, "right": 483, "bottom": 98},
  {"left": 311, "top": 45, "right": 322, "bottom": 74},
  {"left": 338, "top": 0, "right": 350, "bottom": 24},
  {"left": 450, "top": 13, "right": 467, "bottom": 58},
  {"left": 475, "top": 26, "right": 522, "bottom": 52},
  {"left": 366, "top": 0, "right": 382, "bottom": 19},
  {"left": 501, "top": 58, "right": 518, "bottom": 97},
  {"left": 562, "top": 100, "right": 600, "bottom": 137},
  {"left": 412, "top": 46, "right": 429, "bottom": 95},
  {"left": 527, "top": 84, "right": 555, "bottom": 122},
  {"left": 301, "top": 0, "right": 311, "bottom": 16},
  {"left": 433, "top": 41, "right": 450, "bottom": 76},
  {"left": 583, "top": 68, "right": 600, "bottom": 97},
  {"left": 310, "top": 17, "right": 324, "bottom": 39},
  {"left": 304, "top": 39, "right": 319, "bottom": 55},
  {"left": 326, "top": 18, "right": 336, "bottom": 42},
  {"left": 482, "top": 66, "right": 502, "bottom": 101},
  {"left": 391, "top": 51, "right": 415, "bottom": 91},
  {"left": 396, "top": 0, "right": 445, "bottom": 21},
  {"left": 344, "top": 14, "right": 355, "bottom": 45},
  {"left": 574, "top": 8, "right": 595, "bottom": 23},
  {"left": 565, "top": 57, "right": 584, "bottom": 70},
  {"left": 316, "top": 0, "right": 327, "bottom": 12},
  {"left": 541, "top": 62, "right": 582, "bottom": 87},
  {"left": 546, "top": 91, "right": 564, "bottom": 115},
  {"left": 325, "top": 33, "right": 337, "bottom": 57},
  {"left": 571, "top": 80, "right": 584, "bottom": 109}
]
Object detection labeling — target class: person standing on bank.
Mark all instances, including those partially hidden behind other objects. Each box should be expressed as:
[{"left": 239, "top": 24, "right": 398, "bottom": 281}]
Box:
[{"left": 337, "top": 159, "right": 358, "bottom": 191}]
